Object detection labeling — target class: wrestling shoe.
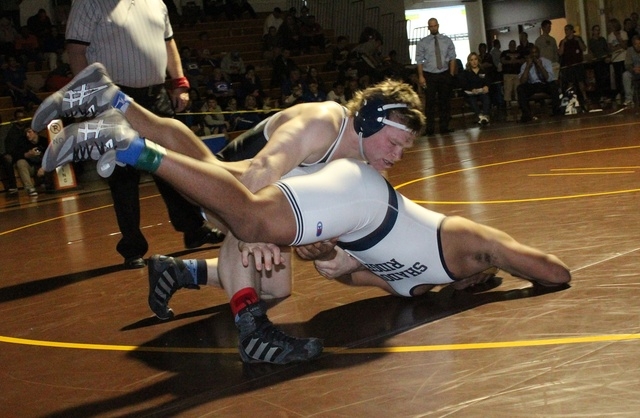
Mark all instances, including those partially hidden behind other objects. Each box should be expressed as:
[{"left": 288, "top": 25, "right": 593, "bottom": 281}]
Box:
[
  {"left": 148, "top": 255, "right": 200, "bottom": 320},
  {"left": 236, "top": 301, "right": 323, "bottom": 364},
  {"left": 42, "top": 108, "right": 136, "bottom": 172},
  {"left": 32, "top": 62, "right": 122, "bottom": 132}
]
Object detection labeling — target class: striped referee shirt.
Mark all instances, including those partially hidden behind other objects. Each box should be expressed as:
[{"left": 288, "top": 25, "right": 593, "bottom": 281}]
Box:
[{"left": 66, "top": 0, "right": 173, "bottom": 88}]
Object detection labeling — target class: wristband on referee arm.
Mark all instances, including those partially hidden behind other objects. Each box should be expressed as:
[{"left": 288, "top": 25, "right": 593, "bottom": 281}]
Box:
[{"left": 172, "top": 76, "right": 190, "bottom": 90}]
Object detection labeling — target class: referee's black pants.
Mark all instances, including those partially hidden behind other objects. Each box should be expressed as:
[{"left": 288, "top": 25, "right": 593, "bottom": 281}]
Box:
[
  {"left": 424, "top": 71, "right": 454, "bottom": 134},
  {"left": 108, "top": 85, "right": 206, "bottom": 260}
]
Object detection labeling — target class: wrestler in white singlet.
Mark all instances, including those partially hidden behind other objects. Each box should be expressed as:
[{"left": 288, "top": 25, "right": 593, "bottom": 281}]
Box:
[{"left": 275, "top": 159, "right": 455, "bottom": 297}]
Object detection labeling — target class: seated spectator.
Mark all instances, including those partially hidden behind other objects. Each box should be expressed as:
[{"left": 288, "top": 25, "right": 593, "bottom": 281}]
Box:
[
  {"left": 14, "top": 26, "right": 43, "bottom": 70},
  {"left": 41, "top": 25, "right": 65, "bottom": 71},
  {"left": 344, "top": 77, "right": 360, "bottom": 101},
  {"left": 325, "top": 35, "right": 350, "bottom": 72},
  {"left": 624, "top": 17, "right": 638, "bottom": 40},
  {"left": 3, "top": 56, "right": 42, "bottom": 109},
  {"left": 225, "top": 0, "right": 257, "bottom": 20},
  {"left": 270, "top": 47, "right": 297, "bottom": 88},
  {"left": 280, "top": 67, "right": 306, "bottom": 102},
  {"left": 304, "top": 66, "right": 325, "bottom": 92},
  {"left": 26, "top": 9, "right": 52, "bottom": 41},
  {"left": 263, "top": 25, "right": 283, "bottom": 62},
  {"left": 558, "top": 24, "right": 588, "bottom": 110},
  {"left": 44, "top": 61, "right": 72, "bottom": 92},
  {"left": 181, "top": 46, "right": 203, "bottom": 89},
  {"left": 198, "top": 48, "right": 221, "bottom": 70},
  {"left": 478, "top": 42, "right": 503, "bottom": 110},
  {"left": 326, "top": 81, "right": 347, "bottom": 104},
  {"left": 205, "top": 67, "right": 235, "bottom": 105},
  {"left": 282, "top": 83, "right": 304, "bottom": 107},
  {"left": 220, "top": 51, "right": 245, "bottom": 83},
  {"left": 460, "top": 52, "right": 491, "bottom": 125},
  {"left": 278, "top": 14, "right": 303, "bottom": 55},
  {"left": 203, "top": 0, "right": 226, "bottom": 20},
  {"left": 501, "top": 39, "right": 524, "bottom": 103},
  {"left": 200, "top": 95, "right": 229, "bottom": 134},
  {"left": 516, "top": 46, "right": 562, "bottom": 122},
  {"left": 0, "top": 17, "right": 18, "bottom": 59},
  {"left": 301, "top": 81, "right": 327, "bottom": 102},
  {"left": 233, "top": 95, "right": 263, "bottom": 131},
  {"left": 224, "top": 96, "right": 240, "bottom": 129},
  {"left": 622, "top": 35, "right": 640, "bottom": 106},
  {"left": 263, "top": 7, "right": 284, "bottom": 35},
  {"left": 11, "top": 127, "right": 51, "bottom": 196},
  {"left": 350, "top": 34, "right": 384, "bottom": 81},
  {"left": 237, "top": 64, "right": 265, "bottom": 107},
  {"left": 300, "top": 15, "right": 326, "bottom": 53}
]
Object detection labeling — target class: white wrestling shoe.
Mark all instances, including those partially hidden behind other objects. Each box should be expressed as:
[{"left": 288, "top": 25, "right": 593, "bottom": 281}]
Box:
[
  {"left": 31, "top": 62, "right": 122, "bottom": 132},
  {"left": 42, "top": 109, "right": 136, "bottom": 176}
]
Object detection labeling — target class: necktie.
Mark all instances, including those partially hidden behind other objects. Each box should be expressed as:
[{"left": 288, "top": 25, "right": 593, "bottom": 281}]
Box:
[{"left": 434, "top": 36, "right": 443, "bottom": 69}]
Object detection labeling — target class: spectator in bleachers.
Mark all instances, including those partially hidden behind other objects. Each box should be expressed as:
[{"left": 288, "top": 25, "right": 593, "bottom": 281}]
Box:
[
  {"left": 41, "top": 26, "right": 66, "bottom": 72},
  {"left": 11, "top": 126, "right": 50, "bottom": 196},
  {"left": 220, "top": 51, "right": 246, "bottom": 83},
  {"left": 608, "top": 18, "right": 628, "bottom": 102},
  {"left": 206, "top": 67, "right": 235, "bottom": 106},
  {"left": 270, "top": 47, "right": 297, "bottom": 88},
  {"left": 622, "top": 35, "right": 640, "bottom": 106},
  {"left": 535, "top": 20, "right": 560, "bottom": 78},
  {"left": 14, "top": 26, "right": 42, "bottom": 71},
  {"left": 0, "top": 17, "right": 18, "bottom": 60},
  {"left": 203, "top": 0, "right": 227, "bottom": 20},
  {"left": 263, "top": 7, "right": 284, "bottom": 35},
  {"left": 380, "top": 49, "right": 406, "bottom": 80},
  {"left": 26, "top": 9, "right": 52, "bottom": 42},
  {"left": 281, "top": 67, "right": 305, "bottom": 100},
  {"left": 351, "top": 34, "right": 384, "bottom": 80},
  {"left": 198, "top": 47, "right": 221, "bottom": 70},
  {"left": 224, "top": 0, "right": 257, "bottom": 20},
  {"left": 326, "top": 35, "right": 350, "bottom": 72},
  {"left": 263, "top": 25, "right": 283, "bottom": 62},
  {"left": 517, "top": 31, "right": 533, "bottom": 57},
  {"left": 501, "top": 39, "right": 524, "bottom": 103},
  {"left": 516, "top": 45, "right": 561, "bottom": 123},
  {"left": 587, "top": 24, "right": 612, "bottom": 103},
  {"left": 180, "top": 46, "right": 203, "bottom": 89},
  {"left": 624, "top": 18, "right": 638, "bottom": 40},
  {"left": 278, "top": 14, "right": 303, "bottom": 55},
  {"left": 327, "top": 80, "right": 347, "bottom": 104},
  {"left": 282, "top": 83, "right": 304, "bottom": 107},
  {"left": 233, "top": 95, "right": 263, "bottom": 130},
  {"left": 201, "top": 94, "right": 229, "bottom": 134},
  {"left": 44, "top": 61, "right": 72, "bottom": 92},
  {"left": 304, "top": 66, "right": 325, "bottom": 92},
  {"left": 224, "top": 96, "right": 240, "bottom": 129},
  {"left": 558, "top": 23, "right": 588, "bottom": 110},
  {"left": 460, "top": 52, "right": 491, "bottom": 125},
  {"left": 344, "top": 77, "right": 360, "bottom": 101},
  {"left": 300, "top": 15, "right": 326, "bottom": 53},
  {"left": 3, "top": 56, "right": 42, "bottom": 109},
  {"left": 301, "top": 81, "right": 327, "bottom": 102},
  {"left": 237, "top": 64, "right": 265, "bottom": 107}
]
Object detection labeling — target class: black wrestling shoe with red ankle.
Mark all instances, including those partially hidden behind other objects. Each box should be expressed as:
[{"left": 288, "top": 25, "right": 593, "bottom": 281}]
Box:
[{"left": 236, "top": 301, "right": 323, "bottom": 364}]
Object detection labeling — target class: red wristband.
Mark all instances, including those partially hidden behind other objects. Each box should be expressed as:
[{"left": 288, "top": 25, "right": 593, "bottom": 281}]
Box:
[{"left": 172, "top": 76, "right": 190, "bottom": 90}]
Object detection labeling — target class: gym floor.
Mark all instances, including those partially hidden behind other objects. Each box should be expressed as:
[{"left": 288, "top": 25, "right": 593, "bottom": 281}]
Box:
[{"left": 2, "top": 108, "right": 640, "bottom": 417}]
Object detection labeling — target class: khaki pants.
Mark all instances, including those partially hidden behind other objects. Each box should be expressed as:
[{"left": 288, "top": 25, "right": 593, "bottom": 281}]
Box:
[{"left": 503, "top": 74, "right": 520, "bottom": 102}]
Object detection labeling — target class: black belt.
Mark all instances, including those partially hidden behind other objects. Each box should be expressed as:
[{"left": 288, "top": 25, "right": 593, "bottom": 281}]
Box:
[
  {"left": 424, "top": 70, "right": 449, "bottom": 76},
  {"left": 118, "top": 83, "right": 165, "bottom": 99}
]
